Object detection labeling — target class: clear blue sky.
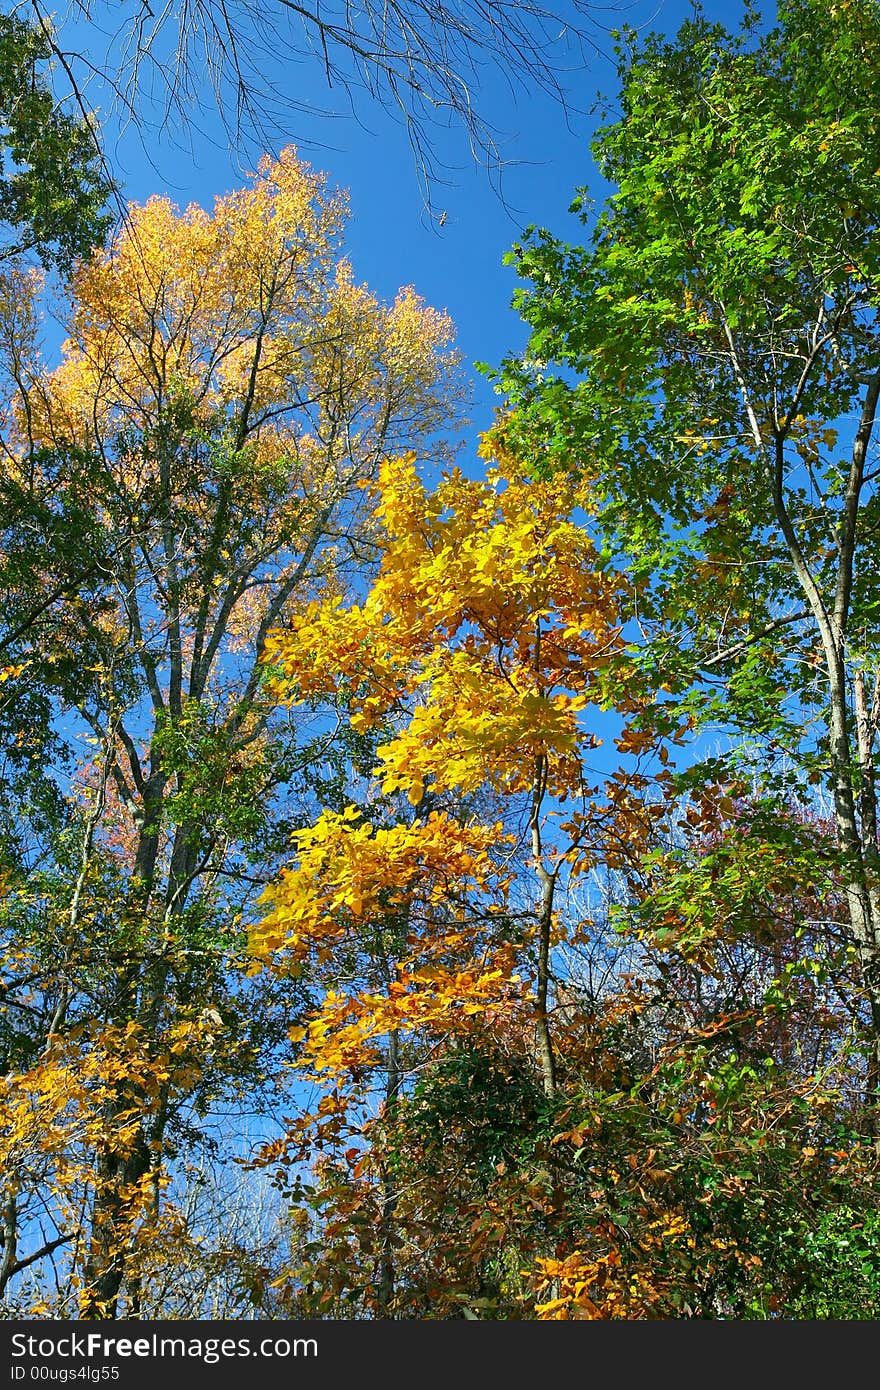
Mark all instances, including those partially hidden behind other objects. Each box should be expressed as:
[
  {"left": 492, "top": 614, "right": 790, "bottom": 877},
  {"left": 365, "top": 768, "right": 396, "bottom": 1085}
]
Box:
[{"left": 48, "top": 0, "right": 745, "bottom": 447}]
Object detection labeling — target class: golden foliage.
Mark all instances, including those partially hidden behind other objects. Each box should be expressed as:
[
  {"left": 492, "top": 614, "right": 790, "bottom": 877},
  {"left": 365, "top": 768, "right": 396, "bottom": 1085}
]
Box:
[{"left": 264, "top": 451, "right": 624, "bottom": 801}]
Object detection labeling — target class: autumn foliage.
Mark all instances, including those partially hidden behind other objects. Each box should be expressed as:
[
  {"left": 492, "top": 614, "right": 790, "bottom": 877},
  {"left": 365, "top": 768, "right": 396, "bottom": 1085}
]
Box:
[
  {"left": 5, "top": 0, "right": 880, "bottom": 1322},
  {"left": 247, "top": 440, "right": 879, "bottom": 1319}
]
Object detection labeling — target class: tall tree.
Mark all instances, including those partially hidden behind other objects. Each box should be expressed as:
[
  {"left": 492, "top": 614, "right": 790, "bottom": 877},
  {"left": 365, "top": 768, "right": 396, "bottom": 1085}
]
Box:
[
  {"left": 0, "top": 4, "right": 114, "bottom": 974},
  {"left": 0, "top": 146, "right": 461, "bottom": 1316},
  {"left": 493, "top": 0, "right": 880, "bottom": 1129},
  {"left": 251, "top": 442, "right": 637, "bottom": 1313},
  {"left": 0, "top": 9, "right": 114, "bottom": 1305}
]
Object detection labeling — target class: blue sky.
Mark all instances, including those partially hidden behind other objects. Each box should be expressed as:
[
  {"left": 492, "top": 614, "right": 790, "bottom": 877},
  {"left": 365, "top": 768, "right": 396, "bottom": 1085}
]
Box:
[{"left": 47, "top": 0, "right": 742, "bottom": 447}]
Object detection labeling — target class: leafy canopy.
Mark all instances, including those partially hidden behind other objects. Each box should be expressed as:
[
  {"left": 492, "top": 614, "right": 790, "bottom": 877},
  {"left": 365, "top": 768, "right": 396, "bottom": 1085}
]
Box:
[
  {"left": 0, "top": 13, "right": 112, "bottom": 271},
  {"left": 495, "top": 0, "right": 880, "bottom": 739}
]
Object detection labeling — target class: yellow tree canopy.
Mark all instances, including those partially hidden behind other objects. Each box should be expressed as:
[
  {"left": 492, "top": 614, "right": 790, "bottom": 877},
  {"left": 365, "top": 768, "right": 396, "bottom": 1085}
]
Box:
[
  {"left": 0, "top": 147, "right": 464, "bottom": 668},
  {"left": 254, "top": 443, "right": 631, "bottom": 1082},
  {"left": 25, "top": 147, "right": 460, "bottom": 455},
  {"left": 263, "top": 448, "right": 626, "bottom": 803}
]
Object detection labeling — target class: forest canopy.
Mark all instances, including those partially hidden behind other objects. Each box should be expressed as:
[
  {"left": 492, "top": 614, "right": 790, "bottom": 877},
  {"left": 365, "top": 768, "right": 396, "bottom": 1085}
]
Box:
[{"left": 4, "top": 0, "right": 880, "bottom": 1321}]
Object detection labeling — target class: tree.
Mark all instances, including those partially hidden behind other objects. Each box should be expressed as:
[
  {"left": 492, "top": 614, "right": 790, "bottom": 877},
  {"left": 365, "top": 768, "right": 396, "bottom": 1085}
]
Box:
[
  {"left": 0, "top": 12, "right": 112, "bottom": 272},
  {"left": 0, "top": 146, "right": 461, "bottom": 1316},
  {"left": 0, "top": 6, "right": 114, "bottom": 978},
  {"left": 255, "top": 443, "right": 626, "bottom": 1085},
  {"left": 0, "top": 12, "right": 115, "bottom": 1305},
  {"left": 492, "top": 0, "right": 880, "bottom": 1129},
  {"left": 249, "top": 442, "right": 655, "bottom": 1313}
]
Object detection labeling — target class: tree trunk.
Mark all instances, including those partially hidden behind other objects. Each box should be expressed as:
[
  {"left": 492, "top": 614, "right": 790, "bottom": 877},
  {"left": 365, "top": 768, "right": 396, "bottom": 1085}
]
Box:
[
  {"left": 82, "top": 1113, "right": 151, "bottom": 1318},
  {"left": 529, "top": 753, "right": 557, "bottom": 1100},
  {"left": 375, "top": 1026, "right": 401, "bottom": 1318}
]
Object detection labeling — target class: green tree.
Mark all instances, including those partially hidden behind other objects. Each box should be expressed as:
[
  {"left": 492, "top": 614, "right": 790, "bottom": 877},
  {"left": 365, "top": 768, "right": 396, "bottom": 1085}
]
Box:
[
  {"left": 0, "top": 6, "right": 114, "bottom": 1044},
  {"left": 493, "top": 0, "right": 880, "bottom": 1128},
  {"left": 0, "top": 12, "right": 112, "bottom": 272},
  {"left": 0, "top": 14, "right": 115, "bottom": 1300}
]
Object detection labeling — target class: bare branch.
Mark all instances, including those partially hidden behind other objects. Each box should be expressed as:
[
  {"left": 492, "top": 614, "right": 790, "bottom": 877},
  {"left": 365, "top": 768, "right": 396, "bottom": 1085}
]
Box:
[{"left": 31, "top": 0, "right": 612, "bottom": 209}]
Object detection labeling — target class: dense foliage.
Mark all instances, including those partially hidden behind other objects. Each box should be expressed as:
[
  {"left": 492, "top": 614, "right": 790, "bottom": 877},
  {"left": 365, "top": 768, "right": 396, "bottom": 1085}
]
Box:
[{"left": 3, "top": 0, "right": 880, "bottom": 1320}]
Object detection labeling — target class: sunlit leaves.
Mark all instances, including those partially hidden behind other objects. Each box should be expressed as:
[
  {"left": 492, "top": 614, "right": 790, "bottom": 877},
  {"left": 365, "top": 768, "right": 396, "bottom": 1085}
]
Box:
[{"left": 264, "top": 450, "right": 624, "bottom": 800}]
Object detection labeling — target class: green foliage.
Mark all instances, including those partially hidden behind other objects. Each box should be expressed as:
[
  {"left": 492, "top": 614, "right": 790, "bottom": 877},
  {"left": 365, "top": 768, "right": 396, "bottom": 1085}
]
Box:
[
  {"left": 401, "top": 1046, "right": 550, "bottom": 1187},
  {"left": 492, "top": 0, "right": 880, "bottom": 769},
  {"left": 633, "top": 798, "right": 840, "bottom": 957},
  {"left": 155, "top": 701, "right": 270, "bottom": 844},
  {"left": 780, "top": 1205, "right": 880, "bottom": 1319},
  {"left": 0, "top": 13, "right": 113, "bottom": 270}
]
